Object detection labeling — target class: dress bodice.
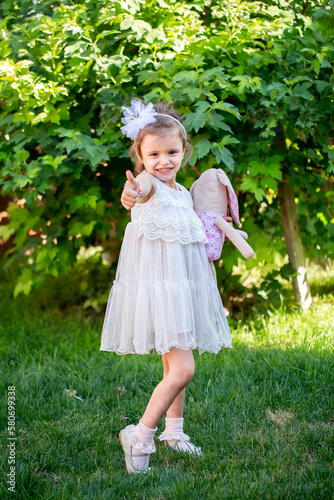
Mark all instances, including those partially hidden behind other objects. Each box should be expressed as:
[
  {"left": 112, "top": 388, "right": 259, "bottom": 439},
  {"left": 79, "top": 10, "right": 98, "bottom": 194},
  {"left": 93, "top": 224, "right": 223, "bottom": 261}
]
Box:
[{"left": 131, "top": 176, "right": 207, "bottom": 245}]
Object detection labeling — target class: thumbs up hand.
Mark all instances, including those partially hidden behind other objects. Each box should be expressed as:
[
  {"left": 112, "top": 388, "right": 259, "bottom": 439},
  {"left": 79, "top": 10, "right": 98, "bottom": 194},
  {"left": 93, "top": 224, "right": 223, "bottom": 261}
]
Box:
[
  {"left": 125, "top": 170, "right": 137, "bottom": 189},
  {"left": 121, "top": 170, "right": 139, "bottom": 210}
]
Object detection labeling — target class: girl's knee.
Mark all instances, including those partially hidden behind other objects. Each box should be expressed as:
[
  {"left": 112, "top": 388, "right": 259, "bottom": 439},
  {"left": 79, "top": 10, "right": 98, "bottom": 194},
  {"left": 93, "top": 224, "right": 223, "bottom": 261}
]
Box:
[
  {"left": 173, "top": 362, "right": 195, "bottom": 388},
  {"left": 184, "top": 364, "right": 195, "bottom": 384},
  {"left": 165, "top": 347, "right": 195, "bottom": 388}
]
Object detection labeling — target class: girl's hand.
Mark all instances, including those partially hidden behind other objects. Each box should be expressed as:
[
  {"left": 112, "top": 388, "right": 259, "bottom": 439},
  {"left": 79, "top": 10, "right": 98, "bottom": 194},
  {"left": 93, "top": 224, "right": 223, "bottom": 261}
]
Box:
[
  {"left": 225, "top": 216, "right": 233, "bottom": 227},
  {"left": 121, "top": 170, "right": 139, "bottom": 210}
]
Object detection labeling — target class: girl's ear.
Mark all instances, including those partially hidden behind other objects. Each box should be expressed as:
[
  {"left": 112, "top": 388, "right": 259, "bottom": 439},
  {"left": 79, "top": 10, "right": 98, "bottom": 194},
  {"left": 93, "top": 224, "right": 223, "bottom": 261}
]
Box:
[{"left": 137, "top": 148, "right": 143, "bottom": 164}]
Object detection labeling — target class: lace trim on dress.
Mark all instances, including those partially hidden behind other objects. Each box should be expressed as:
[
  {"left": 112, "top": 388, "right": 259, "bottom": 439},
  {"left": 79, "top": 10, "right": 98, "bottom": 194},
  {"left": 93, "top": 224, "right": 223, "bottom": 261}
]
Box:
[
  {"left": 140, "top": 212, "right": 201, "bottom": 230},
  {"left": 138, "top": 224, "right": 207, "bottom": 244},
  {"left": 129, "top": 426, "right": 156, "bottom": 454},
  {"left": 158, "top": 431, "right": 191, "bottom": 442},
  {"left": 138, "top": 211, "right": 207, "bottom": 244}
]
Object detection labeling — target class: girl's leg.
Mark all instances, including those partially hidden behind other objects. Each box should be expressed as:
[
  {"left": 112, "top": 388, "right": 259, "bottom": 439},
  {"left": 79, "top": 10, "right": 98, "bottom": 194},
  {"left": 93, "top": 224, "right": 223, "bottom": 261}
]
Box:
[
  {"left": 141, "top": 347, "right": 195, "bottom": 429},
  {"left": 160, "top": 350, "right": 201, "bottom": 454},
  {"left": 162, "top": 355, "right": 185, "bottom": 418},
  {"left": 120, "top": 348, "right": 195, "bottom": 473}
]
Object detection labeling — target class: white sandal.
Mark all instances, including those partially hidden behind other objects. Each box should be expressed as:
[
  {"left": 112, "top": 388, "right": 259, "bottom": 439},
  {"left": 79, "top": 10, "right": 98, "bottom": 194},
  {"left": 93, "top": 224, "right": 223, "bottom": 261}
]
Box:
[
  {"left": 119, "top": 425, "right": 156, "bottom": 474},
  {"left": 158, "top": 431, "right": 202, "bottom": 455}
]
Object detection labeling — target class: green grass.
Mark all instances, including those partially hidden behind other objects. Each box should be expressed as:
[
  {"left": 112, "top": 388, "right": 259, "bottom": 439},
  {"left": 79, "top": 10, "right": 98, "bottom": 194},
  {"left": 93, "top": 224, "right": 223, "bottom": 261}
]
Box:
[{"left": 0, "top": 274, "right": 333, "bottom": 499}]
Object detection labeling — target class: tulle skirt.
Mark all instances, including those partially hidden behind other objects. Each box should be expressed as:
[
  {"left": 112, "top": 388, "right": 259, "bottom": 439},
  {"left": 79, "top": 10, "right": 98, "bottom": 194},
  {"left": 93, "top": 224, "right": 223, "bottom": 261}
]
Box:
[{"left": 100, "top": 222, "right": 232, "bottom": 355}]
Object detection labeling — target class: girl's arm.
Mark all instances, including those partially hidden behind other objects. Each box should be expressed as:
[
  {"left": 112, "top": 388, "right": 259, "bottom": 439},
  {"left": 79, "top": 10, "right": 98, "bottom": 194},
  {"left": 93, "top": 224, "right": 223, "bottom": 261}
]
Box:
[{"left": 121, "top": 170, "right": 156, "bottom": 210}]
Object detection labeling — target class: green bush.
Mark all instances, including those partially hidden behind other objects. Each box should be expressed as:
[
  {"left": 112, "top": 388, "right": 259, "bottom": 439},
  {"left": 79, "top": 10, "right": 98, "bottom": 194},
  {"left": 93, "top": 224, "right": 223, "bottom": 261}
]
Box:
[{"left": 0, "top": 0, "right": 333, "bottom": 302}]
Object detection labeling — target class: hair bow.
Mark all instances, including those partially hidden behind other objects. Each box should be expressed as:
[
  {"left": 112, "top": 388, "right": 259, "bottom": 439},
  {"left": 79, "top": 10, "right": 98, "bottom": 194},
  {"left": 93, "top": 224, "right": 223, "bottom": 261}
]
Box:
[{"left": 120, "top": 100, "right": 157, "bottom": 140}]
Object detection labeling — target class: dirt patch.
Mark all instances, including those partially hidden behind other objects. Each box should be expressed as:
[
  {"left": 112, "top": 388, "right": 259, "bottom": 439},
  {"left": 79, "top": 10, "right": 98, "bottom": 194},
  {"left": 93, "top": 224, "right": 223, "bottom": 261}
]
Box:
[{"left": 266, "top": 408, "right": 294, "bottom": 425}]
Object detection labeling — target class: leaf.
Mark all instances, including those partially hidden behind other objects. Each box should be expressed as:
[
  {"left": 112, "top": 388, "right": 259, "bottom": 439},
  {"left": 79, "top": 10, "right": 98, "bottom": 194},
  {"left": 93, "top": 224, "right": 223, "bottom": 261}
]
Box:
[
  {"left": 212, "top": 144, "right": 235, "bottom": 171},
  {"left": 172, "top": 71, "right": 198, "bottom": 85},
  {"left": 72, "top": 195, "right": 98, "bottom": 209},
  {"left": 143, "top": 87, "right": 165, "bottom": 101},
  {"left": 26, "top": 162, "right": 41, "bottom": 179},
  {"left": 42, "top": 155, "right": 67, "bottom": 170},
  {"left": 145, "top": 27, "right": 165, "bottom": 44},
  {"left": 189, "top": 147, "right": 198, "bottom": 167},
  {"left": 193, "top": 113, "right": 208, "bottom": 132},
  {"left": 121, "top": 19, "right": 152, "bottom": 39},
  {"left": 311, "top": 59, "right": 320, "bottom": 75},
  {"left": 324, "top": 146, "right": 334, "bottom": 160},
  {"left": 120, "top": 18, "right": 134, "bottom": 31},
  {"left": 206, "top": 92, "right": 217, "bottom": 103},
  {"left": 265, "top": 163, "right": 282, "bottom": 180},
  {"left": 218, "top": 135, "right": 240, "bottom": 147},
  {"left": 14, "top": 174, "right": 31, "bottom": 188},
  {"left": 313, "top": 7, "right": 334, "bottom": 30},
  {"left": 56, "top": 128, "right": 77, "bottom": 139},
  {"left": 196, "top": 139, "right": 211, "bottom": 159},
  {"left": 293, "top": 82, "right": 313, "bottom": 100},
  {"left": 194, "top": 101, "right": 211, "bottom": 113},
  {"left": 260, "top": 176, "right": 278, "bottom": 190},
  {"left": 81, "top": 221, "right": 96, "bottom": 236},
  {"left": 68, "top": 221, "right": 96, "bottom": 237},
  {"left": 267, "top": 82, "right": 289, "bottom": 100},
  {"left": 241, "top": 177, "right": 258, "bottom": 193},
  {"left": 214, "top": 101, "right": 241, "bottom": 119},
  {"left": 249, "top": 161, "right": 266, "bottom": 176},
  {"left": 14, "top": 280, "right": 33, "bottom": 298},
  {"left": 219, "top": 147, "right": 235, "bottom": 171},
  {"left": 58, "top": 134, "right": 109, "bottom": 168},
  {"left": 13, "top": 146, "right": 29, "bottom": 163},
  {"left": 253, "top": 187, "right": 266, "bottom": 202},
  {"left": 13, "top": 269, "right": 33, "bottom": 298},
  {"left": 241, "top": 177, "right": 265, "bottom": 202},
  {"left": 64, "top": 42, "right": 89, "bottom": 58},
  {"left": 184, "top": 111, "right": 208, "bottom": 133},
  {"left": 315, "top": 80, "right": 329, "bottom": 93},
  {"left": 0, "top": 225, "right": 15, "bottom": 242},
  {"left": 182, "top": 87, "right": 203, "bottom": 101},
  {"left": 137, "top": 70, "right": 160, "bottom": 84}
]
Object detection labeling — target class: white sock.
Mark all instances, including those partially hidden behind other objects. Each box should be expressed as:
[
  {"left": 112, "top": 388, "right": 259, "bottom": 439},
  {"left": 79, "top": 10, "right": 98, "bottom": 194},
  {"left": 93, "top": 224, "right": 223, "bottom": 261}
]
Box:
[
  {"left": 164, "top": 417, "right": 201, "bottom": 454},
  {"left": 165, "top": 417, "right": 184, "bottom": 436},
  {"left": 132, "top": 419, "right": 157, "bottom": 469}
]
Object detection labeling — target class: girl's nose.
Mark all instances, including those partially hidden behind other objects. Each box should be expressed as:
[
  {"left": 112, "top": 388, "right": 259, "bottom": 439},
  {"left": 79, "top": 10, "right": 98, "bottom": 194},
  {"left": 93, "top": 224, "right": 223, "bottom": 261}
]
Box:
[{"left": 160, "top": 157, "right": 169, "bottom": 166}]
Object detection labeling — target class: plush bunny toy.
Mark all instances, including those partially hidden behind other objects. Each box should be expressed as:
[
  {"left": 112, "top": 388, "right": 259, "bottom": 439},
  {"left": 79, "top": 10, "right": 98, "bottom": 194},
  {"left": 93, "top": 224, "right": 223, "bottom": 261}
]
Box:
[{"left": 190, "top": 168, "right": 254, "bottom": 280}]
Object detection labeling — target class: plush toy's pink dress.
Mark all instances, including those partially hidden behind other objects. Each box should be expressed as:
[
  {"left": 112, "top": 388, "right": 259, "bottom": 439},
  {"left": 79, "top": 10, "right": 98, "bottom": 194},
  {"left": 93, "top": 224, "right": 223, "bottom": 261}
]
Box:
[{"left": 100, "top": 176, "right": 232, "bottom": 355}]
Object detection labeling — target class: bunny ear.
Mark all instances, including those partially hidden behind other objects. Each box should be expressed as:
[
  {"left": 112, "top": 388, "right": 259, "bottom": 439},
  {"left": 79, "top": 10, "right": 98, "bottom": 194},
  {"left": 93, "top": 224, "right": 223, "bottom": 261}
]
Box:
[{"left": 217, "top": 169, "right": 240, "bottom": 226}]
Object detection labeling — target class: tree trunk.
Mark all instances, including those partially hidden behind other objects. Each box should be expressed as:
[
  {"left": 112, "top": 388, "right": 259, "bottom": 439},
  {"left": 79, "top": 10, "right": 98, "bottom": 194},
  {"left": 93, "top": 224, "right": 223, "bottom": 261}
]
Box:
[{"left": 278, "top": 179, "right": 312, "bottom": 310}]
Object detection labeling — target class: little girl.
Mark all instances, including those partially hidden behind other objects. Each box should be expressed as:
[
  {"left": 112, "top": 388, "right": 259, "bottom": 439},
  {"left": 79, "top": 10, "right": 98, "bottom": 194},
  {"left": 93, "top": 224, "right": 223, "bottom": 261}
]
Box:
[{"left": 100, "top": 99, "right": 232, "bottom": 474}]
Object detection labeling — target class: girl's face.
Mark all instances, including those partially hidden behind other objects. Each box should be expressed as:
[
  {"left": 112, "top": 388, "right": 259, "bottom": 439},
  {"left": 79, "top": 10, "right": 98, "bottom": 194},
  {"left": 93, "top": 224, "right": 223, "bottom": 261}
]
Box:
[{"left": 139, "top": 132, "right": 184, "bottom": 189}]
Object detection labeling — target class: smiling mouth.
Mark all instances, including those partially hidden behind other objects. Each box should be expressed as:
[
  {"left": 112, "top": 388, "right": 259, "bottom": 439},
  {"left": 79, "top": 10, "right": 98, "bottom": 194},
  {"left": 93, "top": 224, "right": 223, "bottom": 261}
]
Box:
[{"left": 156, "top": 167, "right": 173, "bottom": 173}]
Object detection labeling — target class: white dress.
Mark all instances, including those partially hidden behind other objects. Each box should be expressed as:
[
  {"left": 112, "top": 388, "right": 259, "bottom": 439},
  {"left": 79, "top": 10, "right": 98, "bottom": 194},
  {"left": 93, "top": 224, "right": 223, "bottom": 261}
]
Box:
[{"left": 100, "top": 176, "right": 232, "bottom": 355}]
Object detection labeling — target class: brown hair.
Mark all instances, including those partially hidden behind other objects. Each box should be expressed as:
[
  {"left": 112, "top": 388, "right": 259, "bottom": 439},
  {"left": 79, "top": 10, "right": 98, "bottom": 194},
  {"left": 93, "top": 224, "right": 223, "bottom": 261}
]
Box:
[{"left": 128, "top": 99, "right": 193, "bottom": 175}]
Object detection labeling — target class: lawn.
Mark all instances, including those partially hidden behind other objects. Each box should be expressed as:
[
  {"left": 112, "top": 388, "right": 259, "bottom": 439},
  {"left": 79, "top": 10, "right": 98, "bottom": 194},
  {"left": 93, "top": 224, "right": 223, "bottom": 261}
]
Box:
[{"left": 1, "top": 267, "right": 333, "bottom": 499}]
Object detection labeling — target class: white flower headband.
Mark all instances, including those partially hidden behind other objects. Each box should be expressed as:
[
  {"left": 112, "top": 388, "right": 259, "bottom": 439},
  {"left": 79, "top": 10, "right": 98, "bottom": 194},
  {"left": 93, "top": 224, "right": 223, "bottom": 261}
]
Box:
[{"left": 120, "top": 100, "right": 187, "bottom": 140}]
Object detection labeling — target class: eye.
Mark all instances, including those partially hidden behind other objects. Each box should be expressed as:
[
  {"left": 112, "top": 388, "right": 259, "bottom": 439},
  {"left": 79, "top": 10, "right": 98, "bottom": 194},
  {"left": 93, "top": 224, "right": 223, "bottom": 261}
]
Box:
[{"left": 169, "top": 150, "right": 177, "bottom": 155}]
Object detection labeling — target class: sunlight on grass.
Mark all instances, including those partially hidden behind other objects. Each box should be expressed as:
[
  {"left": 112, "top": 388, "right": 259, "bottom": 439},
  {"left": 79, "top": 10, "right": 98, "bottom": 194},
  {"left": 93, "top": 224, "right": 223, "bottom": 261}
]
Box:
[{"left": 235, "top": 298, "right": 334, "bottom": 350}]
